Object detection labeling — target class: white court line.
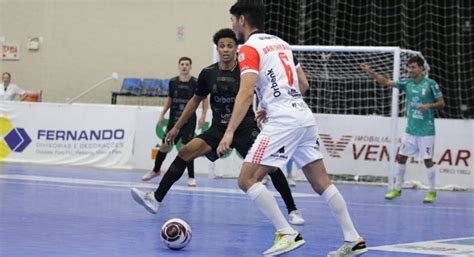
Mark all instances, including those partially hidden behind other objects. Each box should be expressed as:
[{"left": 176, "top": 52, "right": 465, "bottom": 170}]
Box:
[
  {"left": 370, "top": 237, "right": 474, "bottom": 256},
  {"left": 0, "top": 180, "right": 257, "bottom": 201},
  {"left": 1, "top": 174, "right": 473, "bottom": 211},
  {"left": 0, "top": 174, "right": 316, "bottom": 198}
]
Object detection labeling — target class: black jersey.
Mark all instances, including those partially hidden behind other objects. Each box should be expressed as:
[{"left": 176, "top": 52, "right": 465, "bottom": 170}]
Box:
[
  {"left": 168, "top": 76, "right": 197, "bottom": 125},
  {"left": 196, "top": 62, "right": 255, "bottom": 128}
]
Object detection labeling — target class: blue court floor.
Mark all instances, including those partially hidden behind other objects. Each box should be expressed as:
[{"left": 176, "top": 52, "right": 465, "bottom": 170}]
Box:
[{"left": 0, "top": 163, "right": 473, "bottom": 257}]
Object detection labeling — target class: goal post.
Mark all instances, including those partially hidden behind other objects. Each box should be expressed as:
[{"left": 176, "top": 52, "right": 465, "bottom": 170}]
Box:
[{"left": 210, "top": 45, "right": 428, "bottom": 187}]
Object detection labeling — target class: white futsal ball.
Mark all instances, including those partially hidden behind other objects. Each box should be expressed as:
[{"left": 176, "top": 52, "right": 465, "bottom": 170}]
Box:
[{"left": 160, "top": 218, "right": 192, "bottom": 250}]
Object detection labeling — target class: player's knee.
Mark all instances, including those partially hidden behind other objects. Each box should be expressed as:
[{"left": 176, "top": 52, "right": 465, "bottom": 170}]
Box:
[
  {"left": 238, "top": 175, "right": 256, "bottom": 192},
  {"left": 397, "top": 154, "right": 408, "bottom": 164},
  {"left": 237, "top": 172, "right": 256, "bottom": 192},
  {"left": 237, "top": 178, "right": 249, "bottom": 192},
  {"left": 160, "top": 143, "right": 170, "bottom": 152},
  {"left": 424, "top": 159, "right": 434, "bottom": 168},
  {"left": 177, "top": 145, "right": 193, "bottom": 161}
]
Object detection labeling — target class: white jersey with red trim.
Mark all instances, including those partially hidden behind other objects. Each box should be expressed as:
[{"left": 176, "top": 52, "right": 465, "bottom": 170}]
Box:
[{"left": 238, "top": 32, "right": 315, "bottom": 128}]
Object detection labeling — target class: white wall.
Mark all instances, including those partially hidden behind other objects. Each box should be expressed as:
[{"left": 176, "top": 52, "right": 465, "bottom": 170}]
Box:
[{"left": 0, "top": 0, "right": 234, "bottom": 103}]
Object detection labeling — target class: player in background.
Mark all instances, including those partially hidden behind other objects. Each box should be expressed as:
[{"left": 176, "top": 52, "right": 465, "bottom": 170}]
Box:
[
  {"left": 131, "top": 28, "right": 304, "bottom": 225},
  {"left": 141, "top": 57, "right": 208, "bottom": 187},
  {"left": 361, "top": 56, "right": 445, "bottom": 203},
  {"left": 217, "top": 1, "right": 367, "bottom": 256}
]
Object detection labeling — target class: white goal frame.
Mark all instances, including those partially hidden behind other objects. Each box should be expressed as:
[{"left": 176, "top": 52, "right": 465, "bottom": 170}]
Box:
[
  {"left": 291, "top": 45, "right": 403, "bottom": 188},
  {"left": 211, "top": 45, "right": 426, "bottom": 187}
]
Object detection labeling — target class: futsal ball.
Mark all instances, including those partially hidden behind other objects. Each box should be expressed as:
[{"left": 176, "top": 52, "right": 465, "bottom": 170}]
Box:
[{"left": 160, "top": 218, "right": 192, "bottom": 250}]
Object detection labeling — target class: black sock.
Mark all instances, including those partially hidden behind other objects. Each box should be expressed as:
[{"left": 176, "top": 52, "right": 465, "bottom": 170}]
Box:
[
  {"left": 154, "top": 156, "right": 188, "bottom": 202},
  {"left": 153, "top": 151, "right": 167, "bottom": 172},
  {"left": 270, "top": 168, "right": 297, "bottom": 214},
  {"left": 187, "top": 160, "right": 195, "bottom": 178}
]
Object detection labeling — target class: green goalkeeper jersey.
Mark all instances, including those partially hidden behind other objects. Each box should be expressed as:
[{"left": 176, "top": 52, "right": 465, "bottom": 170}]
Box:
[{"left": 395, "top": 76, "right": 443, "bottom": 136}]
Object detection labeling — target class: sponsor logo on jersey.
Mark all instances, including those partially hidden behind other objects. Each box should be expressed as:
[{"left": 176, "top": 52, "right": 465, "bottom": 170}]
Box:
[
  {"left": 238, "top": 53, "right": 245, "bottom": 62},
  {"left": 258, "top": 35, "right": 274, "bottom": 40},
  {"left": 213, "top": 96, "right": 236, "bottom": 104},
  {"left": 265, "top": 69, "right": 281, "bottom": 97},
  {"left": 177, "top": 84, "right": 190, "bottom": 90},
  {"left": 219, "top": 116, "right": 231, "bottom": 124},
  {"left": 172, "top": 98, "right": 189, "bottom": 104},
  {"left": 288, "top": 88, "right": 302, "bottom": 98},
  {"left": 251, "top": 129, "right": 259, "bottom": 138},
  {"left": 216, "top": 76, "right": 236, "bottom": 83}
]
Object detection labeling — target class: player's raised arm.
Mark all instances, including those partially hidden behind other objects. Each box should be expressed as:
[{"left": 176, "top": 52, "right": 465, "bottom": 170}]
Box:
[{"left": 360, "top": 63, "right": 396, "bottom": 87}]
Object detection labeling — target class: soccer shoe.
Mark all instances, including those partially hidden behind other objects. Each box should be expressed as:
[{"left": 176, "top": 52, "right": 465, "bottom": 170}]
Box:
[
  {"left": 287, "top": 176, "right": 296, "bottom": 187},
  {"left": 263, "top": 231, "right": 305, "bottom": 256},
  {"left": 384, "top": 189, "right": 401, "bottom": 200},
  {"left": 289, "top": 210, "right": 305, "bottom": 225},
  {"left": 187, "top": 178, "right": 197, "bottom": 187},
  {"left": 141, "top": 170, "right": 160, "bottom": 181},
  {"left": 131, "top": 188, "right": 160, "bottom": 214},
  {"left": 423, "top": 191, "right": 437, "bottom": 203},
  {"left": 327, "top": 238, "right": 368, "bottom": 257}
]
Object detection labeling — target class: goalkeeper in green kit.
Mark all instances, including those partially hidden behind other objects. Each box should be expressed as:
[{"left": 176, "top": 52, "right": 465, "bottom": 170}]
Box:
[{"left": 361, "top": 56, "right": 445, "bottom": 203}]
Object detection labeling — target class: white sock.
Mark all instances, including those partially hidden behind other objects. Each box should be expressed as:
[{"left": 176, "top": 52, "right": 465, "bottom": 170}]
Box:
[
  {"left": 395, "top": 164, "right": 407, "bottom": 190},
  {"left": 427, "top": 166, "right": 436, "bottom": 191},
  {"left": 246, "top": 182, "right": 294, "bottom": 234},
  {"left": 322, "top": 184, "right": 360, "bottom": 242}
]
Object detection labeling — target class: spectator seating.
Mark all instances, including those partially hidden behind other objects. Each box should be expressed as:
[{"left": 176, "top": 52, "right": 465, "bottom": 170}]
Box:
[
  {"left": 160, "top": 79, "right": 170, "bottom": 96},
  {"left": 111, "top": 78, "right": 168, "bottom": 104},
  {"left": 142, "top": 79, "right": 162, "bottom": 96},
  {"left": 120, "top": 78, "right": 142, "bottom": 95}
]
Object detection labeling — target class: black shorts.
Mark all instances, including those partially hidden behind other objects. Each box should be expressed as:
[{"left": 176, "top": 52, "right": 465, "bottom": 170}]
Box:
[
  {"left": 163, "top": 121, "right": 196, "bottom": 145},
  {"left": 196, "top": 123, "right": 260, "bottom": 162}
]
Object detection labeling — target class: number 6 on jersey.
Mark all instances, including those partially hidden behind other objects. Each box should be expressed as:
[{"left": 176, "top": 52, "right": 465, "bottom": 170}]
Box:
[{"left": 278, "top": 52, "right": 294, "bottom": 87}]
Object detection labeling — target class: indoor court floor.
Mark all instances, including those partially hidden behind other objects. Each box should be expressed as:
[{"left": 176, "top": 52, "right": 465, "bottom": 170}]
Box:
[{"left": 1, "top": 163, "right": 473, "bottom": 257}]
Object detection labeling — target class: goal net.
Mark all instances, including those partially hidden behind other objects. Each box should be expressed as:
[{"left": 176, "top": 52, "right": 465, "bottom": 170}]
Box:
[
  {"left": 264, "top": 0, "right": 473, "bottom": 119},
  {"left": 292, "top": 46, "right": 425, "bottom": 117},
  {"left": 210, "top": 45, "right": 426, "bottom": 189},
  {"left": 293, "top": 46, "right": 425, "bottom": 188},
  {"left": 208, "top": 1, "right": 473, "bottom": 190}
]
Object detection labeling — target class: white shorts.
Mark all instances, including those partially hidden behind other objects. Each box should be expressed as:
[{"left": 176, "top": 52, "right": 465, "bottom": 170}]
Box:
[
  {"left": 244, "top": 125, "right": 323, "bottom": 170},
  {"left": 399, "top": 133, "right": 435, "bottom": 159}
]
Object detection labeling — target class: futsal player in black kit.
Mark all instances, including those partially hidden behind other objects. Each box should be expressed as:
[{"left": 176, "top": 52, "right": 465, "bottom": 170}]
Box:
[
  {"left": 131, "top": 28, "right": 304, "bottom": 225},
  {"left": 141, "top": 57, "right": 208, "bottom": 187}
]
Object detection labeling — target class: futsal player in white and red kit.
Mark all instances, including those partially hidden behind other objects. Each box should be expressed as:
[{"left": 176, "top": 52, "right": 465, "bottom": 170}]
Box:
[{"left": 217, "top": 1, "right": 368, "bottom": 256}]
